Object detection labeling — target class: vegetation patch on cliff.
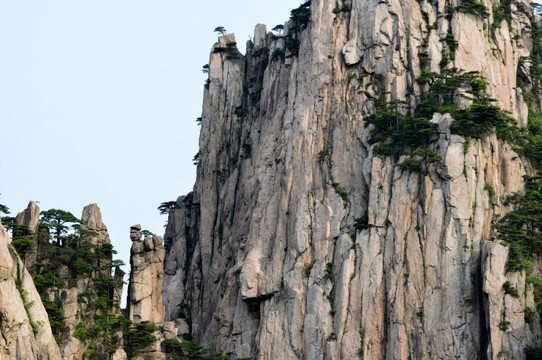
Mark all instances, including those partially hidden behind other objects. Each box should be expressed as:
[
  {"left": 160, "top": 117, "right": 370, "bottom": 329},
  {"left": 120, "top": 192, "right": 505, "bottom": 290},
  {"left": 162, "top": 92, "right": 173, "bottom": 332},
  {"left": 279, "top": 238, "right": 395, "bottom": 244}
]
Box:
[
  {"left": 161, "top": 338, "right": 229, "bottom": 360},
  {"left": 456, "top": 0, "right": 489, "bottom": 18},
  {"left": 495, "top": 13, "right": 542, "bottom": 273}
]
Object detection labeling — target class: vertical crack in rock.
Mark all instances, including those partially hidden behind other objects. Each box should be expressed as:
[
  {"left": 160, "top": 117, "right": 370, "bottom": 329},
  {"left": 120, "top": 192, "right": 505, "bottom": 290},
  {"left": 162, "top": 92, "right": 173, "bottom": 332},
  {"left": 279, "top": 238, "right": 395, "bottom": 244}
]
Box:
[{"left": 155, "top": 0, "right": 541, "bottom": 358}]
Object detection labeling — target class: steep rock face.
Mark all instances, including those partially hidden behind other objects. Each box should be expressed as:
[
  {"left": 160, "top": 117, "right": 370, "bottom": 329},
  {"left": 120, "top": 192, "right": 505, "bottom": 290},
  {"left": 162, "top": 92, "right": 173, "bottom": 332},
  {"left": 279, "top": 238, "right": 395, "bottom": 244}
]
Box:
[
  {"left": 127, "top": 225, "right": 165, "bottom": 326},
  {"left": 15, "top": 201, "right": 43, "bottom": 271},
  {"left": 57, "top": 204, "right": 126, "bottom": 360},
  {"left": 162, "top": 193, "right": 197, "bottom": 338},
  {"left": 0, "top": 219, "right": 62, "bottom": 359},
  {"left": 16, "top": 203, "right": 127, "bottom": 360},
  {"left": 163, "top": 0, "right": 541, "bottom": 359},
  {"left": 126, "top": 225, "right": 166, "bottom": 360},
  {"left": 482, "top": 241, "right": 542, "bottom": 359}
]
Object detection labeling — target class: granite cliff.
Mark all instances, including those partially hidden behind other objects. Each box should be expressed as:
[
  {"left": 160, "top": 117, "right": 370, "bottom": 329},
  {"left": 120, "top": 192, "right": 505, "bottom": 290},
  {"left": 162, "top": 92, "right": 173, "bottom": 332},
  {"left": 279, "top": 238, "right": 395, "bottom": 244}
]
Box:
[
  {"left": 161, "top": 0, "right": 542, "bottom": 359},
  {"left": 1, "top": 0, "right": 542, "bottom": 359},
  {"left": 0, "top": 216, "right": 61, "bottom": 359},
  {"left": 1, "top": 202, "right": 164, "bottom": 360}
]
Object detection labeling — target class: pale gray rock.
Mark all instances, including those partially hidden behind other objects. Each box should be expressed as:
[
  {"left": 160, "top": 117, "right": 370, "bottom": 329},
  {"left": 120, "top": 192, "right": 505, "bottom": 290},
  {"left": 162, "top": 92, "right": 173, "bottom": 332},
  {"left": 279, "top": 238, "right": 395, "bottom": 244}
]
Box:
[
  {"left": 162, "top": 321, "right": 177, "bottom": 340},
  {"left": 0, "top": 219, "right": 62, "bottom": 360},
  {"left": 56, "top": 204, "right": 126, "bottom": 360},
  {"left": 81, "top": 203, "right": 108, "bottom": 233},
  {"left": 127, "top": 228, "right": 165, "bottom": 326},
  {"left": 160, "top": 0, "right": 540, "bottom": 359},
  {"left": 254, "top": 24, "right": 267, "bottom": 48},
  {"left": 15, "top": 200, "right": 40, "bottom": 233},
  {"left": 14, "top": 201, "right": 41, "bottom": 272}
]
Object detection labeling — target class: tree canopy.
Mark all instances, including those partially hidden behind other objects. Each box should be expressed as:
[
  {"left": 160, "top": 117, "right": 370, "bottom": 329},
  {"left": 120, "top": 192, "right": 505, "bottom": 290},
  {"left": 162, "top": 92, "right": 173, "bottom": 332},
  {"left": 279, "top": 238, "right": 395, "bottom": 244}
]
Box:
[
  {"left": 40, "top": 209, "right": 80, "bottom": 245},
  {"left": 213, "top": 26, "right": 226, "bottom": 35}
]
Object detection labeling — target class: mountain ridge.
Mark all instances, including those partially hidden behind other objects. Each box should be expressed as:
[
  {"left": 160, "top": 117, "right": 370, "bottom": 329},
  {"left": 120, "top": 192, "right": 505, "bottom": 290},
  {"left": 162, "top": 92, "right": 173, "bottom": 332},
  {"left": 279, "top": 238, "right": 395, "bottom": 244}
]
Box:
[{"left": 1, "top": 1, "right": 542, "bottom": 359}]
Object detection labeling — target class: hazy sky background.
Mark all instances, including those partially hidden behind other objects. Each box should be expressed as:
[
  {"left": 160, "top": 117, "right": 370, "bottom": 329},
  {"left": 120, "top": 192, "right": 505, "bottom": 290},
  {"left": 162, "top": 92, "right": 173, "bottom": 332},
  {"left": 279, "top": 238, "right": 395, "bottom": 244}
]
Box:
[
  {"left": 0, "top": 1, "right": 300, "bottom": 284},
  {"left": 1, "top": 1, "right": 541, "bottom": 304}
]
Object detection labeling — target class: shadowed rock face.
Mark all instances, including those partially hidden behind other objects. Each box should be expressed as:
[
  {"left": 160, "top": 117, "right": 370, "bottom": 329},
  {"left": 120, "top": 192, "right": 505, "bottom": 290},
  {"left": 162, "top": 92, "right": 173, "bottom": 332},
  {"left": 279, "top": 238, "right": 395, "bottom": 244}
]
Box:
[
  {"left": 0, "top": 218, "right": 62, "bottom": 360},
  {"left": 162, "top": 0, "right": 542, "bottom": 359}
]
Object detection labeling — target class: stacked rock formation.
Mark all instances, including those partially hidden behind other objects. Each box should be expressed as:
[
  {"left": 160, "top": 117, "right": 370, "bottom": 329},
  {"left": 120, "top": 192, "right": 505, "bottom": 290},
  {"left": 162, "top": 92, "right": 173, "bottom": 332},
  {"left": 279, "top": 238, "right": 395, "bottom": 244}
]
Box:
[
  {"left": 127, "top": 225, "right": 165, "bottom": 326},
  {"left": 126, "top": 225, "right": 166, "bottom": 360}
]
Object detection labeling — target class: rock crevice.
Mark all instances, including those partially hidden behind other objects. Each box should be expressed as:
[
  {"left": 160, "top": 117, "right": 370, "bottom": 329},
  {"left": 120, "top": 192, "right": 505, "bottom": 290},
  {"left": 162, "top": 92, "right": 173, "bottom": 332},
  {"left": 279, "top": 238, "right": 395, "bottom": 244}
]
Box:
[{"left": 162, "top": 1, "right": 542, "bottom": 359}]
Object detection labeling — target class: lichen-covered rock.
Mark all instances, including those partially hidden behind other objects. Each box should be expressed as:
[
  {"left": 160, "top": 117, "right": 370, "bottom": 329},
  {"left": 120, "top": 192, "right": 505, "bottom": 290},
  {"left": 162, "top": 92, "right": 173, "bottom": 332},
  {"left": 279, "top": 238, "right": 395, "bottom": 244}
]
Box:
[{"left": 162, "top": 0, "right": 542, "bottom": 359}]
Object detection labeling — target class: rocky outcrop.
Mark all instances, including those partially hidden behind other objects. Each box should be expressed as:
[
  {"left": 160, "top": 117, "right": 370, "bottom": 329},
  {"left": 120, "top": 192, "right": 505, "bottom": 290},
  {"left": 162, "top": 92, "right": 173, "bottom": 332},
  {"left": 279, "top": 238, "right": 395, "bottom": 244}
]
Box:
[
  {"left": 126, "top": 225, "right": 166, "bottom": 360},
  {"left": 56, "top": 204, "right": 126, "bottom": 360},
  {"left": 162, "top": 0, "right": 542, "bottom": 359},
  {"left": 14, "top": 201, "right": 42, "bottom": 271},
  {"left": 0, "top": 218, "right": 62, "bottom": 359},
  {"left": 127, "top": 225, "right": 165, "bottom": 326},
  {"left": 482, "top": 241, "right": 542, "bottom": 359},
  {"left": 162, "top": 194, "right": 197, "bottom": 339},
  {"left": 81, "top": 203, "right": 113, "bottom": 277},
  {"left": 1, "top": 1, "right": 540, "bottom": 359}
]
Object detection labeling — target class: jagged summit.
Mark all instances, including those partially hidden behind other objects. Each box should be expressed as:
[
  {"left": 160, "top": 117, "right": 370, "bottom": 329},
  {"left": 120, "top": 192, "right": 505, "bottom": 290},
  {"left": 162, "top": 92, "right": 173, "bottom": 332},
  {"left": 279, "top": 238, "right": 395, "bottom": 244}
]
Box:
[
  {"left": 1, "top": 1, "right": 542, "bottom": 359},
  {"left": 163, "top": 0, "right": 542, "bottom": 358}
]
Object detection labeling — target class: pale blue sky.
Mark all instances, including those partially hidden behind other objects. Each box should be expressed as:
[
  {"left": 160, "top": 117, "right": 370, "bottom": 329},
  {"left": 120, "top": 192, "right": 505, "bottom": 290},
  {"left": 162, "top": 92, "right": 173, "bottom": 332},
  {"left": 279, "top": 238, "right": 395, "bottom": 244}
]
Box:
[
  {"left": 0, "top": 1, "right": 299, "bottom": 281},
  {"left": 2, "top": 1, "right": 540, "bottom": 300}
]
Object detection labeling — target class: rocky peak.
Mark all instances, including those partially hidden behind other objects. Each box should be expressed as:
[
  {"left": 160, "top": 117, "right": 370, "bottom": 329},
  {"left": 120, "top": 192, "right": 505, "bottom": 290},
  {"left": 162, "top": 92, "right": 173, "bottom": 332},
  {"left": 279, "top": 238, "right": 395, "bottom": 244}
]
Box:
[
  {"left": 127, "top": 224, "right": 165, "bottom": 326},
  {"left": 0, "top": 218, "right": 61, "bottom": 359},
  {"left": 125, "top": 224, "right": 166, "bottom": 360},
  {"left": 15, "top": 200, "right": 40, "bottom": 233},
  {"left": 1, "top": 1, "right": 541, "bottom": 359},
  {"left": 81, "top": 204, "right": 108, "bottom": 235},
  {"left": 162, "top": 0, "right": 542, "bottom": 358},
  {"left": 14, "top": 201, "right": 43, "bottom": 271}
]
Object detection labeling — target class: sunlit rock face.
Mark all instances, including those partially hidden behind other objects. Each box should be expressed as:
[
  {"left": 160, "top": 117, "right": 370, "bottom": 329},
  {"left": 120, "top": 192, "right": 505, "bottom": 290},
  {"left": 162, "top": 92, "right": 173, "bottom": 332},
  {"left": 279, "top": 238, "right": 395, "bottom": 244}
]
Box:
[
  {"left": 0, "top": 216, "right": 62, "bottom": 360},
  {"left": 127, "top": 224, "right": 166, "bottom": 326},
  {"left": 160, "top": 0, "right": 542, "bottom": 358}
]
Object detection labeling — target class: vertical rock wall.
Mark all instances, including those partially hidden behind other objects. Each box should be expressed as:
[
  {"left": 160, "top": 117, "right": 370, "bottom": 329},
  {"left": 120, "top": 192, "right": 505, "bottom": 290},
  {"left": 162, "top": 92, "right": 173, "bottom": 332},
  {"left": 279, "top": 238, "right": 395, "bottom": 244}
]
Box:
[
  {"left": 163, "top": 0, "right": 542, "bottom": 359},
  {"left": 15, "top": 201, "right": 41, "bottom": 271},
  {"left": 57, "top": 204, "right": 127, "bottom": 360},
  {"left": 162, "top": 193, "right": 197, "bottom": 339},
  {"left": 127, "top": 225, "right": 165, "bottom": 326},
  {"left": 126, "top": 225, "right": 166, "bottom": 360},
  {"left": 0, "top": 219, "right": 62, "bottom": 359}
]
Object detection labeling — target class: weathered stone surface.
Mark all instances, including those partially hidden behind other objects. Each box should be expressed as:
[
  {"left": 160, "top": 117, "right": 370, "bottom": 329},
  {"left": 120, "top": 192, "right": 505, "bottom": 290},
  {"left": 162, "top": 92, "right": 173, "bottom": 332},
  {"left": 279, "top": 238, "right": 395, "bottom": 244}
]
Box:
[
  {"left": 162, "top": 321, "right": 177, "bottom": 340},
  {"left": 14, "top": 201, "right": 41, "bottom": 271},
  {"left": 130, "top": 330, "right": 165, "bottom": 360},
  {"left": 15, "top": 201, "right": 40, "bottom": 233},
  {"left": 130, "top": 224, "right": 142, "bottom": 242},
  {"left": 161, "top": 1, "right": 541, "bottom": 359},
  {"left": 81, "top": 203, "right": 108, "bottom": 233},
  {"left": 162, "top": 194, "right": 195, "bottom": 324},
  {"left": 128, "top": 228, "right": 165, "bottom": 326},
  {"left": 43, "top": 204, "right": 126, "bottom": 360},
  {"left": 0, "top": 219, "right": 62, "bottom": 360}
]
